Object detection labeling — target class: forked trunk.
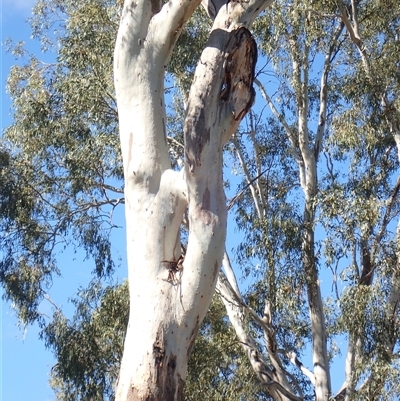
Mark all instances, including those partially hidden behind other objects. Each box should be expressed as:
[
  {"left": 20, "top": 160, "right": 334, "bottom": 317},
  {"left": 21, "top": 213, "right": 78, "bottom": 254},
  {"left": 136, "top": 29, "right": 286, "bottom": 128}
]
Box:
[{"left": 113, "top": 1, "right": 266, "bottom": 400}]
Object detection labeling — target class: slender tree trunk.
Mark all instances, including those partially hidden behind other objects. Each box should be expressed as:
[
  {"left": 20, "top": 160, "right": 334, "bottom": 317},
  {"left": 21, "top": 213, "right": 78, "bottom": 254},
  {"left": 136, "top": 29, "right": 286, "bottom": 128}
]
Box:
[
  {"left": 294, "top": 39, "right": 331, "bottom": 400},
  {"left": 256, "top": 18, "right": 343, "bottom": 395},
  {"left": 336, "top": 3, "right": 400, "bottom": 397},
  {"left": 302, "top": 203, "right": 331, "bottom": 401}
]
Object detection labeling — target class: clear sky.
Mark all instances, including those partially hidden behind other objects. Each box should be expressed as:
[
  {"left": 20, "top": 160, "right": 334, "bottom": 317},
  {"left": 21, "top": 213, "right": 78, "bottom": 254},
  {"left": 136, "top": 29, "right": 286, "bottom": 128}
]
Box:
[
  {"left": 1, "top": 3, "right": 57, "bottom": 401},
  {"left": 0, "top": 4, "right": 126, "bottom": 401}
]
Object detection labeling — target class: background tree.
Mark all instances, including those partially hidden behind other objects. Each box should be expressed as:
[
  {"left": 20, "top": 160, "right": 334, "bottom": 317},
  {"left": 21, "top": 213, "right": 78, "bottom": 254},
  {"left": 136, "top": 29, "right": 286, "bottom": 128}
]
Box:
[{"left": 219, "top": 1, "right": 400, "bottom": 400}]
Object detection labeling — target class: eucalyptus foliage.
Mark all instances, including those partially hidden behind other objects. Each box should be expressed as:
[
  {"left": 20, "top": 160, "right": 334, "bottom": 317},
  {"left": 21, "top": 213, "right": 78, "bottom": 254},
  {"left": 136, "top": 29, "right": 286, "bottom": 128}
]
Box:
[
  {"left": 229, "top": 0, "right": 400, "bottom": 399},
  {"left": 2, "top": 0, "right": 123, "bottom": 325}
]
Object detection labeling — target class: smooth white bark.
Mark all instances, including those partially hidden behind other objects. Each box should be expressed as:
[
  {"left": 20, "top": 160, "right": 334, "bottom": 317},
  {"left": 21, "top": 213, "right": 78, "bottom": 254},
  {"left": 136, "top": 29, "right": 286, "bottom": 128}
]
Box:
[{"left": 114, "top": 1, "right": 265, "bottom": 399}]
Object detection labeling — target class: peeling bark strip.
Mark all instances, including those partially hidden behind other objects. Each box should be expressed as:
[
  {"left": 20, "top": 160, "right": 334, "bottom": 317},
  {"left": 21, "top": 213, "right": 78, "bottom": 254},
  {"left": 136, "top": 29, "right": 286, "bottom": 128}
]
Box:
[
  {"left": 219, "top": 27, "right": 257, "bottom": 120},
  {"left": 185, "top": 26, "right": 257, "bottom": 173},
  {"left": 152, "top": 325, "right": 182, "bottom": 399}
]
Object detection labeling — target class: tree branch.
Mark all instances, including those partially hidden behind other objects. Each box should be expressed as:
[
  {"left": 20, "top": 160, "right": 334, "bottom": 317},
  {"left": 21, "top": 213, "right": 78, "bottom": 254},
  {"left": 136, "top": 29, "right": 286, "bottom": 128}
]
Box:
[
  {"left": 287, "top": 351, "right": 316, "bottom": 387},
  {"left": 222, "top": 251, "right": 241, "bottom": 298},
  {"left": 254, "top": 78, "right": 302, "bottom": 164},
  {"left": 336, "top": 0, "right": 371, "bottom": 76},
  {"left": 249, "top": 112, "right": 268, "bottom": 213},
  {"left": 216, "top": 271, "right": 302, "bottom": 401},
  {"left": 227, "top": 166, "right": 269, "bottom": 211},
  {"left": 232, "top": 135, "right": 264, "bottom": 219},
  {"left": 314, "top": 21, "right": 344, "bottom": 161},
  {"left": 153, "top": 0, "right": 202, "bottom": 62}
]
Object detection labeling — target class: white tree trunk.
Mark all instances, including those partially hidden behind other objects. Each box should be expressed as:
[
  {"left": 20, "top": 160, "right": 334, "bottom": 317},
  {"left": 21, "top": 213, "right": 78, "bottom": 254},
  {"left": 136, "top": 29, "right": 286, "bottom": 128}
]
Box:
[{"left": 113, "top": 1, "right": 268, "bottom": 399}]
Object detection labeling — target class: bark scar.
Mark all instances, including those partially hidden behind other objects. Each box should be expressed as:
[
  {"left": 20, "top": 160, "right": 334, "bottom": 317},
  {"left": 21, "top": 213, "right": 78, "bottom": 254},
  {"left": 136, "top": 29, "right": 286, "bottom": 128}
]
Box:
[
  {"left": 202, "top": 187, "right": 210, "bottom": 210},
  {"left": 153, "top": 324, "right": 165, "bottom": 370},
  {"left": 219, "top": 27, "right": 257, "bottom": 121},
  {"left": 185, "top": 106, "right": 210, "bottom": 173}
]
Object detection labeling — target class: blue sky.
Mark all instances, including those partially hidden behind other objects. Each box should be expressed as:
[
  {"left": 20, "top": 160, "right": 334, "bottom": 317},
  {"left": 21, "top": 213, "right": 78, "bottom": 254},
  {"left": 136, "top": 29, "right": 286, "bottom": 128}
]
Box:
[
  {"left": 0, "top": 3, "right": 124, "bottom": 401},
  {"left": 1, "top": 3, "right": 57, "bottom": 401}
]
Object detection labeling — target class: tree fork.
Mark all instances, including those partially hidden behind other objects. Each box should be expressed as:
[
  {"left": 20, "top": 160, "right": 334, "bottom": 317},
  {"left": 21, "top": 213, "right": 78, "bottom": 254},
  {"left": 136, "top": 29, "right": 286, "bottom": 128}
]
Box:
[{"left": 114, "top": 1, "right": 262, "bottom": 400}]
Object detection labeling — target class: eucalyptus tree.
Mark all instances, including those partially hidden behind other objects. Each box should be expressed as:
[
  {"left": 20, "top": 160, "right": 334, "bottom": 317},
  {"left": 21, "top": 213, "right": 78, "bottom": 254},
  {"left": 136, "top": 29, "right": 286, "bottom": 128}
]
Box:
[
  {"left": 216, "top": 3, "right": 345, "bottom": 400},
  {"left": 112, "top": 0, "right": 274, "bottom": 399},
  {"left": 329, "top": 0, "right": 400, "bottom": 398},
  {"left": 217, "top": 1, "right": 400, "bottom": 401}
]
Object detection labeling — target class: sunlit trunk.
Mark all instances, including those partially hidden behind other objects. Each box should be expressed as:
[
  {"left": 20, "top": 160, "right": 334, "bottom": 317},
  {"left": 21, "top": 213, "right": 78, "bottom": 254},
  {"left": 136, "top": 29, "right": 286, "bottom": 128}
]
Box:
[{"left": 113, "top": 1, "right": 264, "bottom": 399}]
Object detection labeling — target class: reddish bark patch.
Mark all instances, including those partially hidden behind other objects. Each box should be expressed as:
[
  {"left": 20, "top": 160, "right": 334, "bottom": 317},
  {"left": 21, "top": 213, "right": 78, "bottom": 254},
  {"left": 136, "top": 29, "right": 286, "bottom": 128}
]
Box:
[
  {"left": 193, "top": 205, "right": 216, "bottom": 226},
  {"left": 202, "top": 187, "right": 210, "bottom": 210},
  {"left": 184, "top": 106, "right": 210, "bottom": 173},
  {"left": 151, "top": 0, "right": 161, "bottom": 14}
]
